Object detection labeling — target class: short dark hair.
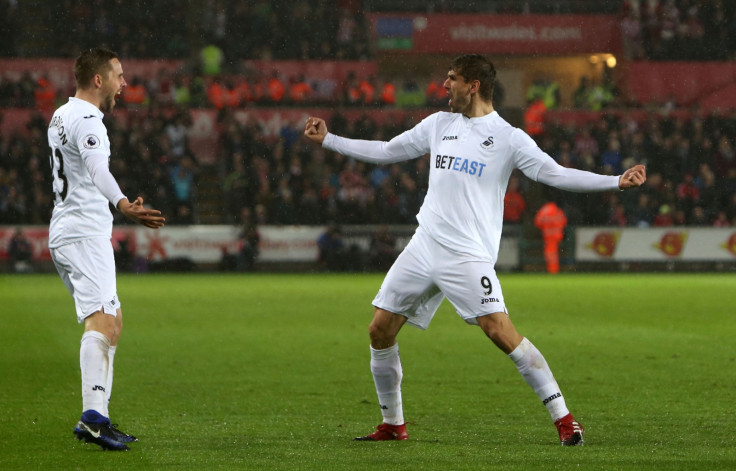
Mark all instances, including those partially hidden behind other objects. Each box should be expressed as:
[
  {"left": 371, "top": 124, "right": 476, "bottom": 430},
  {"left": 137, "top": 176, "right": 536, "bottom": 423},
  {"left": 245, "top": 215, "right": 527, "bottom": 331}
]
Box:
[
  {"left": 74, "top": 47, "right": 118, "bottom": 89},
  {"left": 450, "top": 54, "right": 496, "bottom": 102}
]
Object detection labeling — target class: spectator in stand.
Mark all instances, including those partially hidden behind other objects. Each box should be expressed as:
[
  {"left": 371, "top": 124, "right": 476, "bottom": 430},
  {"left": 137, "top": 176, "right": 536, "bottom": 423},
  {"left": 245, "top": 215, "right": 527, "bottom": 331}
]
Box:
[
  {"left": 586, "top": 77, "right": 615, "bottom": 111},
  {"left": 572, "top": 76, "right": 591, "bottom": 109},
  {"left": 608, "top": 201, "right": 628, "bottom": 227},
  {"left": 630, "top": 193, "right": 655, "bottom": 227},
  {"left": 503, "top": 173, "right": 526, "bottom": 224},
  {"left": 379, "top": 78, "right": 396, "bottom": 106},
  {"left": 535, "top": 198, "right": 568, "bottom": 274},
  {"left": 376, "top": 173, "right": 400, "bottom": 223},
  {"left": 553, "top": 139, "right": 577, "bottom": 168},
  {"left": 297, "top": 184, "right": 322, "bottom": 224},
  {"left": 336, "top": 7, "right": 358, "bottom": 59},
  {"left": 425, "top": 79, "right": 447, "bottom": 107},
  {"left": 342, "top": 71, "right": 362, "bottom": 106},
  {"left": 658, "top": 0, "right": 680, "bottom": 60},
  {"left": 17, "top": 71, "right": 36, "bottom": 107},
  {"left": 173, "top": 74, "right": 192, "bottom": 106},
  {"left": 200, "top": 40, "right": 224, "bottom": 76},
  {"left": 726, "top": 177, "right": 736, "bottom": 219},
  {"left": 621, "top": 8, "right": 646, "bottom": 59},
  {"left": 713, "top": 210, "right": 730, "bottom": 227},
  {"left": 266, "top": 71, "right": 285, "bottom": 104},
  {"left": 714, "top": 135, "right": 736, "bottom": 177},
  {"left": 221, "top": 79, "right": 241, "bottom": 108},
  {"left": 122, "top": 76, "right": 147, "bottom": 107},
  {"left": 317, "top": 224, "right": 346, "bottom": 271},
  {"left": 8, "top": 227, "right": 34, "bottom": 273},
  {"left": 573, "top": 126, "right": 599, "bottom": 158},
  {"left": 696, "top": 166, "right": 720, "bottom": 219},
  {"left": 676, "top": 173, "right": 700, "bottom": 214},
  {"left": 673, "top": 208, "right": 687, "bottom": 225},
  {"left": 148, "top": 68, "right": 173, "bottom": 106},
  {"left": 369, "top": 224, "right": 397, "bottom": 271},
  {"left": 396, "top": 171, "right": 419, "bottom": 223},
  {"left": 338, "top": 160, "right": 373, "bottom": 223},
  {"left": 34, "top": 76, "right": 56, "bottom": 112},
  {"left": 690, "top": 206, "right": 709, "bottom": 225},
  {"left": 0, "top": 75, "right": 14, "bottom": 106},
  {"left": 165, "top": 110, "right": 190, "bottom": 160},
  {"left": 653, "top": 204, "right": 674, "bottom": 226},
  {"left": 524, "top": 97, "right": 546, "bottom": 138},
  {"left": 169, "top": 156, "right": 198, "bottom": 224},
  {"left": 526, "top": 75, "right": 560, "bottom": 110},
  {"left": 680, "top": 5, "right": 706, "bottom": 60},
  {"left": 272, "top": 177, "right": 297, "bottom": 224},
  {"left": 395, "top": 80, "right": 425, "bottom": 108},
  {"left": 237, "top": 206, "right": 260, "bottom": 271},
  {"left": 600, "top": 137, "right": 623, "bottom": 174},
  {"left": 358, "top": 75, "right": 377, "bottom": 106},
  {"left": 223, "top": 157, "right": 253, "bottom": 223},
  {"left": 289, "top": 74, "right": 313, "bottom": 105}
]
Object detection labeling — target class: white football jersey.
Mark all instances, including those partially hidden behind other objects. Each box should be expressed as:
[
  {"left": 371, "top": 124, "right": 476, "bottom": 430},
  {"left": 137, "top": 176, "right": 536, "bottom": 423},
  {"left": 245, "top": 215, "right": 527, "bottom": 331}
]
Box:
[
  {"left": 404, "top": 111, "right": 556, "bottom": 261},
  {"left": 325, "top": 111, "right": 557, "bottom": 263},
  {"left": 48, "top": 98, "right": 120, "bottom": 248}
]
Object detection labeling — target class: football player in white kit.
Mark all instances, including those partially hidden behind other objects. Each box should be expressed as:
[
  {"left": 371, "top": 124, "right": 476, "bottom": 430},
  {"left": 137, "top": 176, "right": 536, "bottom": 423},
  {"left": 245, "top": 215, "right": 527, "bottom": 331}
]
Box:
[
  {"left": 304, "top": 54, "right": 646, "bottom": 445},
  {"left": 48, "top": 48, "right": 166, "bottom": 451}
]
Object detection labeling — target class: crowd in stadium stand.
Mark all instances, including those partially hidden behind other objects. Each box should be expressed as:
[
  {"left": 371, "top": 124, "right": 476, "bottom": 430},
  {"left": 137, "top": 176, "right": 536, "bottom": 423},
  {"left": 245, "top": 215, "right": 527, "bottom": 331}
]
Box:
[
  {"left": 2, "top": 100, "right": 736, "bottom": 229},
  {"left": 0, "top": 1, "right": 372, "bottom": 61},
  {"left": 619, "top": 0, "right": 736, "bottom": 61},
  {"left": 2, "top": 0, "right": 736, "bottom": 229}
]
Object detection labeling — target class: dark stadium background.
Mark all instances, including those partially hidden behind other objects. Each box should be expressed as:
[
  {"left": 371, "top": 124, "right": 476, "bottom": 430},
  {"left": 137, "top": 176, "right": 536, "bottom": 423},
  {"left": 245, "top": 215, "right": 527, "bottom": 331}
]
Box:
[{"left": 2, "top": 0, "right": 736, "bottom": 273}]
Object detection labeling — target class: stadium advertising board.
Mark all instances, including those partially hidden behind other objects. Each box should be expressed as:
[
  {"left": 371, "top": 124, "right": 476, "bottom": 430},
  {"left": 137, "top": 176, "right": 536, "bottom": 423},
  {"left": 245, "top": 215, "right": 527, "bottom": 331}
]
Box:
[
  {"left": 0, "top": 226, "right": 330, "bottom": 264},
  {"left": 4, "top": 226, "right": 734, "bottom": 267},
  {"left": 133, "top": 226, "right": 323, "bottom": 263},
  {"left": 370, "top": 14, "right": 622, "bottom": 55},
  {"left": 576, "top": 227, "right": 736, "bottom": 261}
]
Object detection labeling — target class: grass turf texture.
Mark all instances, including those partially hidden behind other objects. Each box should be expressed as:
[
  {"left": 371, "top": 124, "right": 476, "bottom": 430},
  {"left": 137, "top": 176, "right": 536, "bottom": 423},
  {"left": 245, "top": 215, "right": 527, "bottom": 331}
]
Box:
[{"left": 0, "top": 272, "right": 734, "bottom": 470}]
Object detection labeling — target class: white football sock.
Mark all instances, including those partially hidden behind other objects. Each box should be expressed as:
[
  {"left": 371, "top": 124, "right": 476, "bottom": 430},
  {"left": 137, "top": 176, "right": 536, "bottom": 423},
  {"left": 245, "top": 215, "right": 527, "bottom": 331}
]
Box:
[
  {"left": 370, "top": 344, "right": 404, "bottom": 425},
  {"left": 103, "top": 345, "right": 117, "bottom": 418},
  {"left": 509, "top": 337, "right": 570, "bottom": 421},
  {"left": 80, "top": 331, "right": 110, "bottom": 416}
]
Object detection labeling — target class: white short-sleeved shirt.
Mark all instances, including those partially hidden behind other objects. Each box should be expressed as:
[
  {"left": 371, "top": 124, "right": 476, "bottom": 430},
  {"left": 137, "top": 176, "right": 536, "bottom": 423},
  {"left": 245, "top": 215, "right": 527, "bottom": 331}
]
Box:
[{"left": 48, "top": 98, "right": 122, "bottom": 248}]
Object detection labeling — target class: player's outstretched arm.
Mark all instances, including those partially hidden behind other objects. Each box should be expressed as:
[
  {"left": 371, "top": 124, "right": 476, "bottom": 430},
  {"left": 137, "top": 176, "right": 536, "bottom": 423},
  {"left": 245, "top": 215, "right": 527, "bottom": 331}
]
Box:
[
  {"left": 618, "top": 164, "right": 647, "bottom": 190},
  {"left": 117, "top": 196, "right": 165, "bottom": 229},
  {"left": 304, "top": 117, "right": 328, "bottom": 144}
]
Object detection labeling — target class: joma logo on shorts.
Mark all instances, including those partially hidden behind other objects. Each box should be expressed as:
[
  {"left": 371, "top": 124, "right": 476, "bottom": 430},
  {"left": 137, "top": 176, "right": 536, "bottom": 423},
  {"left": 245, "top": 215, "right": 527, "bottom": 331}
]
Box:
[
  {"left": 481, "top": 297, "right": 499, "bottom": 304},
  {"left": 92, "top": 385, "right": 106, "bottom": 392}
]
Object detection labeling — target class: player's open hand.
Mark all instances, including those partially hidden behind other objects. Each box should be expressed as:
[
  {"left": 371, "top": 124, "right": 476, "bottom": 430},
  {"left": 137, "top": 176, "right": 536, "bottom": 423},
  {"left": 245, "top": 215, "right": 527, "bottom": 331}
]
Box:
[
  {"left": 119, "top": 196, "right": 166, "bottom": 229},
  {"left": 304, "top": 117, "right": 328, "bottom": 144},
  {"left": 618, "top": 164, "right": 647, "bottom": 190}
]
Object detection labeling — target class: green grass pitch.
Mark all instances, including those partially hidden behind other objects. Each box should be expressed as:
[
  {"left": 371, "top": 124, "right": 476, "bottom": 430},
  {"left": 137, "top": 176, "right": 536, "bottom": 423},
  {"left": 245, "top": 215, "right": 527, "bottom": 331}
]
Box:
[{"left": 0, "top": 272, "right": 734, "bottom": 470}]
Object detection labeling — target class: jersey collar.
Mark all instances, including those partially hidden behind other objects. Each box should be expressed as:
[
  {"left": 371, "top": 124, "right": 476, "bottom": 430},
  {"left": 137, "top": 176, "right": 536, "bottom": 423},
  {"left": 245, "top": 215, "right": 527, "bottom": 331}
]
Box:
[{"left": 68, "top": 97, "right": 104, "bottom": 118}]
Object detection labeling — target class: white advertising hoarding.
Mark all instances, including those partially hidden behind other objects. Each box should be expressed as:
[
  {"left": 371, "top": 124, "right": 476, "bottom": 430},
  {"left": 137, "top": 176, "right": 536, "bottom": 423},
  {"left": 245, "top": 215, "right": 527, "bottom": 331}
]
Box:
[{"left": 576, "top": 227, "right": 736, "bottom": 262}]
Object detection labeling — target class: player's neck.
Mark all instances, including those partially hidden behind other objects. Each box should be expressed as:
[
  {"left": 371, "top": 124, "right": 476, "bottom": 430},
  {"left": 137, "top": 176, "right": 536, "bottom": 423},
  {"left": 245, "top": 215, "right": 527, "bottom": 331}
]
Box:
[
  {"left": 463, "top": 99, "right": 495, "bottom": 119},
  {"left": 74, "top": 89, "right": 102, "bottom": 111}
]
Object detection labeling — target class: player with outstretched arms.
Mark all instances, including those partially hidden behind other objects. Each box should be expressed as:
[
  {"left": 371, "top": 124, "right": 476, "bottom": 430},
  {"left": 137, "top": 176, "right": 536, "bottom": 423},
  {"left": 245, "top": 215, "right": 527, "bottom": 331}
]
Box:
[
  {"left": 48, "top": 47, "right": 165, "bottom": 451},
  {"left": 304, "top": 54, "right": 646, "bottom": 445}
]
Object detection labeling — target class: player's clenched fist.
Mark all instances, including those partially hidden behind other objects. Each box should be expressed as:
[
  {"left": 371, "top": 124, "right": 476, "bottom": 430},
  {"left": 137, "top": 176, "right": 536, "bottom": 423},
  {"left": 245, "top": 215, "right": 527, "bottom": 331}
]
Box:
[
  {"left": 304, "top": 117, "right": 328, "bottom": 144},
  {"left": 618, "top": 164, "right": 647, "bottom": 190}
]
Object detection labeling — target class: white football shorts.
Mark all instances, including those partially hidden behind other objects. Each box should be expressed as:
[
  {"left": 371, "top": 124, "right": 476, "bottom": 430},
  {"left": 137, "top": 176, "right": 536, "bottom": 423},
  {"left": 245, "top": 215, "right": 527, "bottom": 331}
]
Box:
[
  {"left": 372, "top": 226, "right": 507, "bottom": 330},
  {"left": 51, "top": 237, "right": 120, "bottom": 323}
]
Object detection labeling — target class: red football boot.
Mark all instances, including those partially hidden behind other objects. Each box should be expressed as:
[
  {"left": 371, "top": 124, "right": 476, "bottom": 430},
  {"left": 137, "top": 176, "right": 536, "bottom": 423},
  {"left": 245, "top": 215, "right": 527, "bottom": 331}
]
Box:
[
  {"left": 354, "top": 423, "right": 409, "bottom": 441},
  {"left": 554, "top": 413, "right": 584, "bottom": 446}
]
